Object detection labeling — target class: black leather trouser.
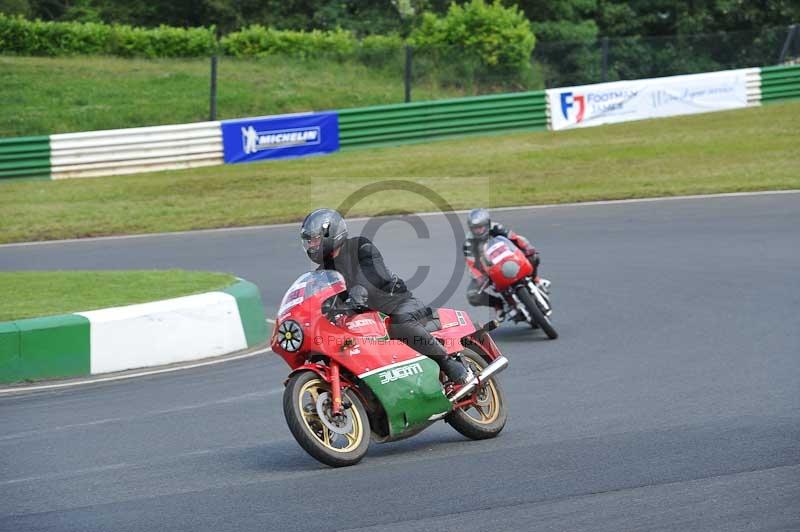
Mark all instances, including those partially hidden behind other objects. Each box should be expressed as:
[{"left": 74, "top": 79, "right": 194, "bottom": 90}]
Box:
[
  {"left": 387, "top": 297, "right": 449, "bottom": 362},
  {"left": 466, "top": 278, "right": 503, "bottom": 308}
]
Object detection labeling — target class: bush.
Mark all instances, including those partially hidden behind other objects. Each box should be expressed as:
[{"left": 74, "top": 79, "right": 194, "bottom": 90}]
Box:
[
  {"left": 0, "top": 14, "right": 216, "bottom": 57},
  {"left": 357, "top": 33, "right": 404, "bottom": 67},
  {"left": 221, "top": 26, "right": 358, "bottom": 60},
  {"left": 409, "top": 0, "right": 536, "bottom": 76}
]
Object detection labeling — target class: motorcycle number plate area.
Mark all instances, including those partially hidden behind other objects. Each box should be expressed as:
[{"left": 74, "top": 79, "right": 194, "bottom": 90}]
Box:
[{"left": 358, "top": 357, "right": 451, "bottom": 436}]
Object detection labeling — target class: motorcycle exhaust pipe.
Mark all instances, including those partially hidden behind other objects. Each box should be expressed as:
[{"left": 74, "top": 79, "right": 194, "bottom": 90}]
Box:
[{"left": 449, "top": 356, "right": 509, "bottom": 403}]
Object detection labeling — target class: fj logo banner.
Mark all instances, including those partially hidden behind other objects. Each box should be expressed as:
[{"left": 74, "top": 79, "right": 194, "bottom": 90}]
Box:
[
  {"left": 548, "top": 69, "right": 750, "bottom": 130},
  {"left": 222, "top": 112, "right": 339, "bottom": 163}
]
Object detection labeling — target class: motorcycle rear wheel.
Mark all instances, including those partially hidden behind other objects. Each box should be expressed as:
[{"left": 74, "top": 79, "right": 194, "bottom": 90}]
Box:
[
  {"left": 283, "top": 370, "right": 370, "bottom": 467},
  {"left": 446, "top": 348, "right": 507, "bottom": 440},
  {"left": 516, "top": 286, "right": 558, "bottom": 339}
]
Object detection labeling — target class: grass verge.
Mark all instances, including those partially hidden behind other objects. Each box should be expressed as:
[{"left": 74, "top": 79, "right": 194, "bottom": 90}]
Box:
[
  {"left": 0, "top": 54, "right": 464, "bottom": 137},
  {"left": 0, "top": 270, "right": 236, "bottom": 321},
  {"left": 0, "top": 101, "right": 798, "bottom": 244}
]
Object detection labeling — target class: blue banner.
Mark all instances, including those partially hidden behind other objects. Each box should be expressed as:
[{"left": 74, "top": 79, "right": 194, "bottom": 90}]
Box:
[{"left": 221, "top": 112, "right": 339, "bottom": 164}]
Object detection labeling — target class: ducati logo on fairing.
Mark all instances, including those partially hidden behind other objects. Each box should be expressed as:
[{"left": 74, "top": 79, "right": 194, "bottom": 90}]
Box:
[
  {"left": 378, "top": 362, "right": 423, "bottom": 384},
  {"left": 347, "top": 318, "right": 377, "bottom": 330}
]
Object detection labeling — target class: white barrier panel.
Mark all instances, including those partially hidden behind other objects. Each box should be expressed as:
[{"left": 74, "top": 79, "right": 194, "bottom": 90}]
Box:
[
  {"left": 548, "top": 68, "right": 757, "bottom": 131},
  {"left": 50, "top": 121, "right": 223, "bottom": 179},
  {"left": 745, "top": 69, "right": 762, "bottom": 105},
  {"left": 78, "top": 291, "right": 247, "bottom": 375}
]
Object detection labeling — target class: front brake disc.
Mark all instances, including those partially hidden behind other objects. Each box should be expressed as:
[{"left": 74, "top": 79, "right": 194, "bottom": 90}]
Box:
[{"left": 315, "top": 392, "right": 354, "bottom": 435}]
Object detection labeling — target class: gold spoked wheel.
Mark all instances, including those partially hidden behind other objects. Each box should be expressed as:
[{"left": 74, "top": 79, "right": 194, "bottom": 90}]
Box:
[
  {"left": 446, "top": 348, "right": 507, "bottom": 440},
  {"left": 461, "top": 357, "right": 501, "bottom": 425},
  {"left": 297, "top": 378, "right": 364, "bottom": 453},
  {"left": 283, "top": 370, "right": 371, "bottom": 467}
]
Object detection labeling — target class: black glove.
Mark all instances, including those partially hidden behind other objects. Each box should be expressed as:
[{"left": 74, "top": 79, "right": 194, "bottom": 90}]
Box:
[{"left": 345, "top": 285, "right": 369, "bottom": 310}]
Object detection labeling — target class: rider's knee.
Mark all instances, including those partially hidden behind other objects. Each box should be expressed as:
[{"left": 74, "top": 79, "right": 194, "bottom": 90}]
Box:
[{"left": 466, "top": 289, "right": 483, "bottom": 307}]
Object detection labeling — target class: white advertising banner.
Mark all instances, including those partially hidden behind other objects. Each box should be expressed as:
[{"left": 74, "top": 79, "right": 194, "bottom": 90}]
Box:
[{"left": 547, "top": 69, "right": 751, "bottom": 130}]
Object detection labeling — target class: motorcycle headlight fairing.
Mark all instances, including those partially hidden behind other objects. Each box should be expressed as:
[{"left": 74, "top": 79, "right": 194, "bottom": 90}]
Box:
[{"left": 501, "top": 261, "right": 520, "bottom": 279}]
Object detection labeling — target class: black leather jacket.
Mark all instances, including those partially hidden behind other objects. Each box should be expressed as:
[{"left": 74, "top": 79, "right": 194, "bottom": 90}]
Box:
[{"left": 320, "top": 236, "right": 411, "bottom": 314}]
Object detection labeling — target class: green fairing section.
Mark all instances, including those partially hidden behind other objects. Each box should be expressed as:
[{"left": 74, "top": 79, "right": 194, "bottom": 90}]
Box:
[
  {"left": 360, "top": 357, "right": 451, "bottom": 436},
  {"left": 221, "top": 280, "right": 269, "bottom": 347},
  {"left": 0, "top": 314, "right": 90, "bottom": 383}
]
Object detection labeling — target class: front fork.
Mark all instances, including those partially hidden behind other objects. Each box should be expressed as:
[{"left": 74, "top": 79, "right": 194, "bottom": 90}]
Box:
[
  {"left": 507, "top": 279, "right": 553, "bottom": 320},
  {"left": 329, "top": 361, "right": 343, "bottom": 416},
  {"left": 526, "top": 279, "right": 552, "bottom": 316}
]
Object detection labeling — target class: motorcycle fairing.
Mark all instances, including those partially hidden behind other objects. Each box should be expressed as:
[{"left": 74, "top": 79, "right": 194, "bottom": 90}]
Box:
[
  {"left": 431, "top": 308, "right": 476, "bottom": 354},
  {"left": 342, "top": 311, "right": 389, "bottom": 340},
  {"left": 479, "top": 236, "right": 533, "bottom": 291},
  {"left": 357, "top": 356, "right": 451, "bottom": 436}
]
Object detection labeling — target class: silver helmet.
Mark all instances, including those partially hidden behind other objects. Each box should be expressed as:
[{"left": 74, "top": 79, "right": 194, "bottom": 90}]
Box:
[
  {"left": 300, "top": 208, "right": 348, "bottom": 264},
  {"left": 467, "top": 208, "right": 491, "bottom": 240}
]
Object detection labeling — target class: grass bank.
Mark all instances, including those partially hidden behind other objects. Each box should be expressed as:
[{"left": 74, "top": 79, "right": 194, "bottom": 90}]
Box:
[
  {"left": 0, "top": 270, "right": 236, "bottom": 321},
  {"left": 0, "top": 101, "right": 798, "bottom": 244},
  {"left": 0, "top": 54, "right": 465, "bottom": 137}
]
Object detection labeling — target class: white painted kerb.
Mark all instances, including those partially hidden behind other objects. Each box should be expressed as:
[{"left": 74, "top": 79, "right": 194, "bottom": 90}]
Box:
[{"left": 78, "top": 292, "right": 247, "bottom": 374}]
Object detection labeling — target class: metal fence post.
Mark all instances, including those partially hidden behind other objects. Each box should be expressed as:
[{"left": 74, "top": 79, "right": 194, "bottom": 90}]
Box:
[
  {"left": 601, "top": 36, "right": 609, "bottom": 82},
  {"left": 209, "top": 55, "right": 218, "bottom": 121},
  {"left": 778, "top": 24, "right": 798, "bottom": 64},
  {"left": 404, "top": 45, "right": 413, "bottom": 103}
]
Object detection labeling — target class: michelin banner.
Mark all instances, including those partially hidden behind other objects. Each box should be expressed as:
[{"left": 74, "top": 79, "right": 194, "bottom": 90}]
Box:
[
  {"left": 548, "top": 69, "right": 751, "bottom": 130},
  {"left": 222, "top": 112, "right": 339, "bottom": 163}
]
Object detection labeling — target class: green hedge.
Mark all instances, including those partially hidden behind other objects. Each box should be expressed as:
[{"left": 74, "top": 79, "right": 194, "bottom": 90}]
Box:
[
  {"left": 0, "top": 14, "right": 216, "bottom": 57},
  {"left": 220, "top": 26, "right": 357, "bottom": 60}
]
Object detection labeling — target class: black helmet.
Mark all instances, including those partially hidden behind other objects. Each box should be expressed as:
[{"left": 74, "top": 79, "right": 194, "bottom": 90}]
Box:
[
  {"left": 300, "top": 208, "right": 348, "bottom": 264},
  {"left": 467, "top": 208, "right": 491, "bottom": 240}
]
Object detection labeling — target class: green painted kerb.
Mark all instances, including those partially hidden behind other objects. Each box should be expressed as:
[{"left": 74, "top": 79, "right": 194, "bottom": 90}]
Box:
[
  {"left": 361, "top": 357, "right": 451, "bottom": 436},
  {"left": 0, "top": 135, "right": 51, "bottom": 180},
  {"left": 222, "top": 280, "right": 269, "bottom": 347},
  {"left": 0, "top": 314, "right": 90, "bottom": 384}
]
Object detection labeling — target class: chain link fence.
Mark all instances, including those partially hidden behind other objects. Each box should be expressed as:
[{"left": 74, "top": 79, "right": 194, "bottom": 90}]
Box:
[
  {"left": 533, "top": 25, "right": 799, "bottom": 89},
  {"left": 1, "top": 25, "right": 798, "bottom": 137},
  {"left": 345, "top": 24, "right": 800, "bottom": 101}
]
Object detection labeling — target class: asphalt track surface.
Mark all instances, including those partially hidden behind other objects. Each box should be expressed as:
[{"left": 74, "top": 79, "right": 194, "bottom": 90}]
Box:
[{"left": 1, "top": 192, "right": 798, "bottom": 531}]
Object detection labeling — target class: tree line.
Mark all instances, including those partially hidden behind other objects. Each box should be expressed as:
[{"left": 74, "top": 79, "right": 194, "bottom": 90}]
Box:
[{"left": 2, "top": 0, "right": 798, "bottom": 43}]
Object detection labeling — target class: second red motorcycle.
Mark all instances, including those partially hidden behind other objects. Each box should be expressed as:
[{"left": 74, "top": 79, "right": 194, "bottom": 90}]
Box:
[{"left": 466, "top": 235, "right": 558, "bottom": 339}]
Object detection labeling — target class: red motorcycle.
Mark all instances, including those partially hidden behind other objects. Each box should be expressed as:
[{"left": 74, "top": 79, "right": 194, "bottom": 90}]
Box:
[
  {"left": 467, "top": 236, "right": 558, "bottom": 339},
  {"left": 271, "top": 270, "right": 509, "bottom": 467}
]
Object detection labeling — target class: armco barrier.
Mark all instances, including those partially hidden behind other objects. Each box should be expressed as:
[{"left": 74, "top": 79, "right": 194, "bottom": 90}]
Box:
[
  {"left": 760, "top": 64, "right": 800, "bottom": 103},
  {"left": 0, "top": 279, "right": 268, "bottom": 384},
  {"left": 50, "top": 121, "right": 223, "bottom": 179},
  {"left": 1, "top": 64, "right": 797, "bottom": 181},
  {"left": 746, "top": 68, "right": 762, "bottom": 104},
  {"left": 0, "top": 135, "right": 51, "bottom": 179},
  {"left": 338, "top": 90, "right": 548, "bottom": 148}
]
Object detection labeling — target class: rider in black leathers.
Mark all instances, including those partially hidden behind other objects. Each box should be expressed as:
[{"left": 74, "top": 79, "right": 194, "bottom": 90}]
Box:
[{"left": 300, "top": 208, "right": 469, "bottom": 384}]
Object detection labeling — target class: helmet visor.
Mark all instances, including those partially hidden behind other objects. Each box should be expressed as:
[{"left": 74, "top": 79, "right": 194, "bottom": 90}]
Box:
[
  {"left": 471, "top": 224, "right": 489, "bottom": 237},
  {"left": 302, "top": 234, "right": 322, "bottom": 254}
]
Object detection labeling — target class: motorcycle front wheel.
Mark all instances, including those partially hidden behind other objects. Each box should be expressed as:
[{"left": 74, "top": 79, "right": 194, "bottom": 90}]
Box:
[
  {"left": 283, "top": 370, "right": 370, "bottom": 467},
  {"left": 516, "top": 286, "right": 558, "bottom": 339},
  {"left": 446, "top": 348, "right": 507, "bottom": 440}
]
